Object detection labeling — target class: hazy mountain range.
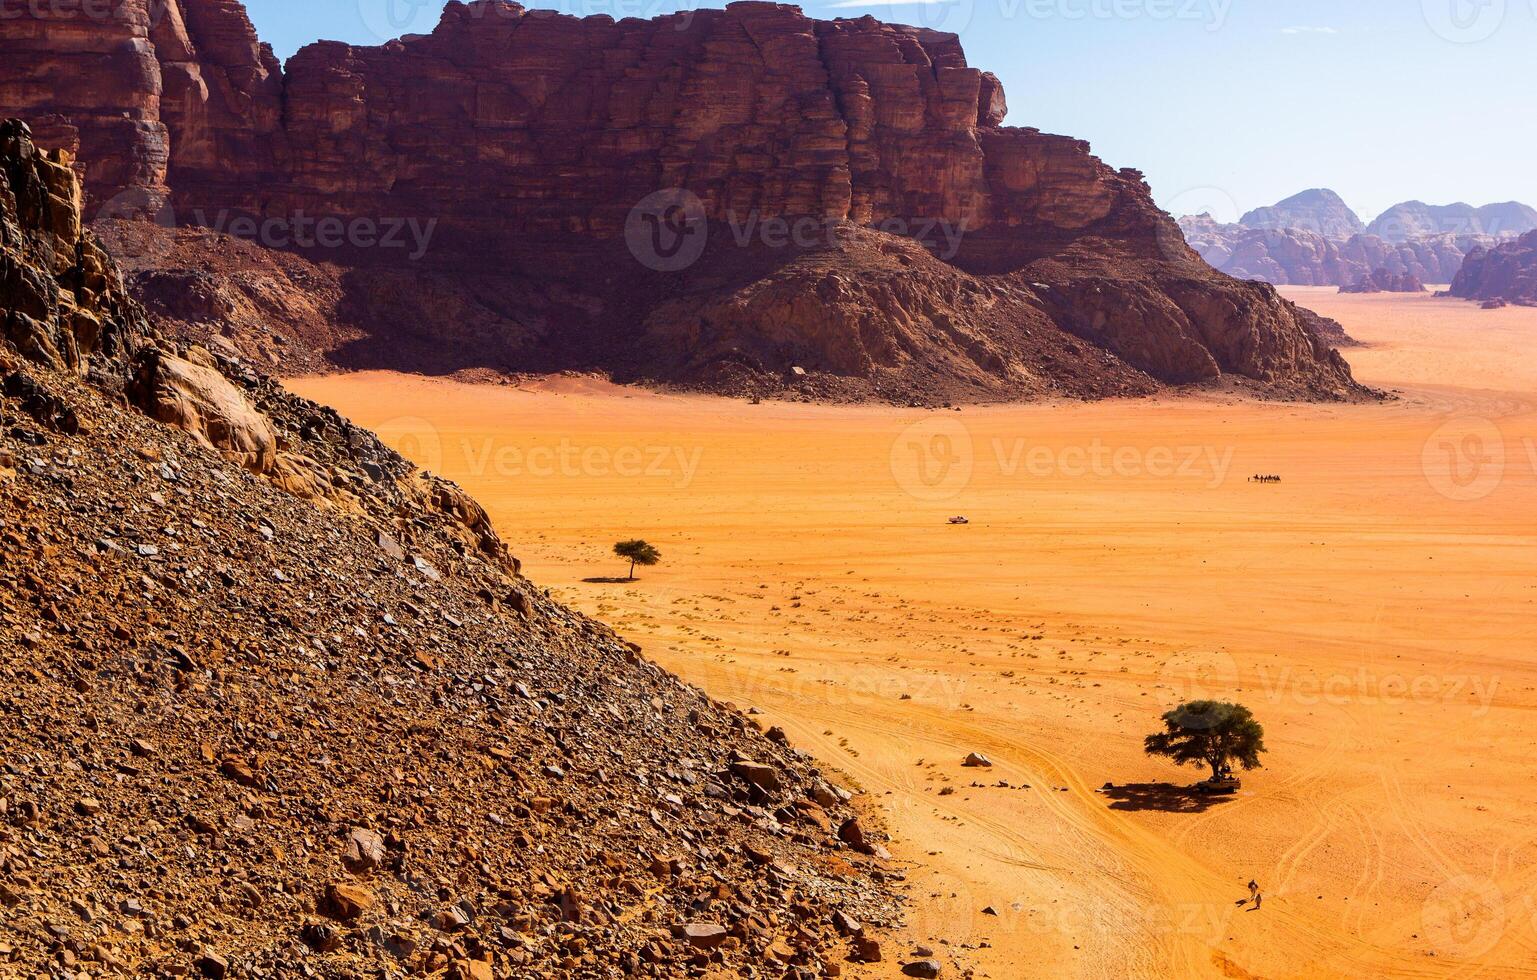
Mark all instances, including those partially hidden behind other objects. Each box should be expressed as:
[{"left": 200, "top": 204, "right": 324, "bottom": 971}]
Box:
[{"left": 1181, "top": 190, "right": 1536, "bottom": 287}]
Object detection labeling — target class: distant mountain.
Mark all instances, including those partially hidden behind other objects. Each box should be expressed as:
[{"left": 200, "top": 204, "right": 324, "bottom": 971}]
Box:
[
  {"left": 1181, "top": 190, "right": 1536, "bottom": 287},
  {"left": 1177, "top": 214, "right": 1486, "bottom": 287},
  {"left": 1239, "top": 189, "right": 1366, "bottom": 239},
  {"left": 1367, "top": 201, "right": 1537, "bottom": 242}
]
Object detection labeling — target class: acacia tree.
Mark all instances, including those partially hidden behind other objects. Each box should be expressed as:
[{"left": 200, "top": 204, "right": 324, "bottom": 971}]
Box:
[
  {"left": 613, "top": 539, "right": 661, "bottom": 580},
  {"left": 1144, "top": 701, "right": 1266, "bottom": 781}
]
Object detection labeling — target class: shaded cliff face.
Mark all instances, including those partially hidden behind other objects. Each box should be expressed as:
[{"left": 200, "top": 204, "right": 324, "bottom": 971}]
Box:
[
  {"left": 0, "top": 0, "right": 1366, "bottom": 401},
  {"left": 1450, "top": 231, "right": 1537, "bottom": 307}
]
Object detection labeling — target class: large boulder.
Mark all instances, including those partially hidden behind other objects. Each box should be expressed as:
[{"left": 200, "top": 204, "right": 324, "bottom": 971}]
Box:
[{"left": 128, "top": 345, "right": 276, "bottom": 471}]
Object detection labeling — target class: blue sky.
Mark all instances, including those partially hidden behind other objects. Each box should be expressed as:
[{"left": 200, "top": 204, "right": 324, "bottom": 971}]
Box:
[{"left": 243, "top": 0, "right": 1536, "bottom": 222}]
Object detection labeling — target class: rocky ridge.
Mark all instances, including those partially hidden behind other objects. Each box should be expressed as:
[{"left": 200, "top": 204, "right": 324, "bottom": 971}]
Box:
[
  {"left": 1180, "top": 192, "right": 1536, "bottom": 288},
  {"left": 1449, "top": 231, "right": 1537, "bottom": 307},
  {"left": 0, "top": 0, "right": 1365, "bottom": 403},
  {"left": 1, "top": 119, "right": 902, "bottom": 978}
]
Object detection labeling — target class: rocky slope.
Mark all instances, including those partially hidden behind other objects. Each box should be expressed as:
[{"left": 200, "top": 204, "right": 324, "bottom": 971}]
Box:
[
  {"left": 0, "top": 0, "right": 1365, "bottom": 402},
  {"left": 1449, "top": 231, "right": 1537, "bottom": 307},
  {"left": 0, "top": 119, "right": 902, "bottom": 978}
]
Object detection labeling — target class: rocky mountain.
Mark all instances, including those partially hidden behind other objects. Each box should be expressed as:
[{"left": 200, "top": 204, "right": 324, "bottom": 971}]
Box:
[
  {"left": 0, "top": 118, "right": 900, "bottom": 977},
  {"left": 1182, "top": 190, "right": 1536, "bottom": 288},
  {"left": 1367, "top": 201, "right": 1537, "bottom": 242},
  {"left": 1238, "top": 189, "right": 1366, "bottom": 239},
  {"left": 1449, "top": 230, "right": 1537, "bottom": 307},
  {"left": 1177, "top": 214, "right": 1483, "bottom": 287},
  {"left": 0, "top": 0, "right": 1365, "bottom": 402}
]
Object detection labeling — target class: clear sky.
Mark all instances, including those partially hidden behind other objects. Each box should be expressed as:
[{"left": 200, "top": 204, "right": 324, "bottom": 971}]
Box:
[{"left": 242, "top": 0, "right": 1536, "bottom": 223}]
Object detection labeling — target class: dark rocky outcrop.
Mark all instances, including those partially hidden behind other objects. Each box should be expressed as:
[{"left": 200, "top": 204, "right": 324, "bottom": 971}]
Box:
[
  {"left": 1449, "top": 231, "right": 1537, "bottom": 307},
  {"left": 1340, "top": 268, "right": 1426, "bottom": 294}
]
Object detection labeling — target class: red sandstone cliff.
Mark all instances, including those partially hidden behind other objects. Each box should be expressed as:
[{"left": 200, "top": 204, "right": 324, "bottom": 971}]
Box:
[{"left": 0, "top": 0, "right": 1367, "bottom": 401}]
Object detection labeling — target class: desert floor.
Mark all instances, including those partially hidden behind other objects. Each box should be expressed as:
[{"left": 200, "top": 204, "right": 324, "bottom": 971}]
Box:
[{"left": 291, "top": 288, "right": 1537, "bottom": 979}]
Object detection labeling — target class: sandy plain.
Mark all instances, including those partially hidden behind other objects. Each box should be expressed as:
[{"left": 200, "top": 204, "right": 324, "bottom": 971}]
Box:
[{"left": 291, "top": 287, "right": 1537, "bottom": 979}]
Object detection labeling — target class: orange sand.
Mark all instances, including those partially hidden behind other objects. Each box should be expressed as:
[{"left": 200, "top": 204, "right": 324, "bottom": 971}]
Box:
[{"left": 291, "top": 288, "right": 1537, "bottom": 979}]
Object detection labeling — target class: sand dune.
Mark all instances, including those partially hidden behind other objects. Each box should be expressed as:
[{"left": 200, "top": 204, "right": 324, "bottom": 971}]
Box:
[{"left": 292, "top": 289, "right": 1537, "bottom": 978}]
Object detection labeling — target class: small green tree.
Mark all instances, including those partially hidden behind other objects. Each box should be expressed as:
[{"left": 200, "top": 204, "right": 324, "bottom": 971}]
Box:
[
  {"left": 613, "top": 539, "right": 661, "bottom": 580},
  {"left": 1144, "top": 701, "right": 1266, "bottom": 781}
]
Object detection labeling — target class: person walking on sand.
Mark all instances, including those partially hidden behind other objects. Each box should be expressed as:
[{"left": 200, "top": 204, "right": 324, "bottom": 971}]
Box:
[{"left": 1247, "top": 879, "right": 1258, "bottom": 899}]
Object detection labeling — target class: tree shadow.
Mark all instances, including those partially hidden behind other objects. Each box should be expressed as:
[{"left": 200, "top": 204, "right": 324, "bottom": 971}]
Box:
[
  {"left": 581, "top": 576, "right": 638, "bottom": 585},
  {"left": 1101, "top": 782, "right": 1238, "bottom": 814}
]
